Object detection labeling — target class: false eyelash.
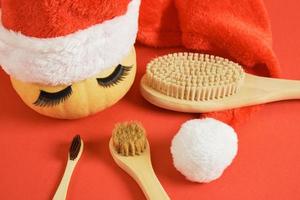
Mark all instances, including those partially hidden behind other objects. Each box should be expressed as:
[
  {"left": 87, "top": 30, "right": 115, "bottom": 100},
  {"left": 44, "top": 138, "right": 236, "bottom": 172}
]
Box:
[
  {"left": 33, "top": 86, "right": 73, "bottom": 107},
  {"left": 97, "top": 64, "right": 132, "bottom": 88}
]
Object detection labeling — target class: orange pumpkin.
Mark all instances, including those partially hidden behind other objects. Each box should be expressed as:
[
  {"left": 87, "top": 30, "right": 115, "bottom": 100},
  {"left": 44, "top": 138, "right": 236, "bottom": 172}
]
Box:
[{"left": 10, "top": 48, "right": 136, "bottom": 119}]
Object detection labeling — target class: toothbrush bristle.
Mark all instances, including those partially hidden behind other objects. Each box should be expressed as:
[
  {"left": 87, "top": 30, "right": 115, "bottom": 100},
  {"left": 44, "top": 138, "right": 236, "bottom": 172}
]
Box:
[{"left": 69, "top": 135, "right": 81, "bottom": 160}]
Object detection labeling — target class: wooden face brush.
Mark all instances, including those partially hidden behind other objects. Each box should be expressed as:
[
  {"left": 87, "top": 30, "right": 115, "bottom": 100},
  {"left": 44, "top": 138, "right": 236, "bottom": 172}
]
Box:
[
  {"left": 109, "top": 122, "right": 170, "bottom": 200},
  {"left": 53, "top": 135, "right": 83, "bottom": 200},
  {"left": 141, "top": 52, "right": 300, "bottom": 113}
]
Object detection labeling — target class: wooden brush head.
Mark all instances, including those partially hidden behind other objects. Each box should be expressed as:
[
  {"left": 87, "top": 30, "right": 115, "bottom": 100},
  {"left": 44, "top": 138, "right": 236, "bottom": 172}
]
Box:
[
  {"left": 145, "top": 52, "right": 245, "bottom": 101},
  {"left": 112, "top": 122, "right": 147, "bottom": 156}
]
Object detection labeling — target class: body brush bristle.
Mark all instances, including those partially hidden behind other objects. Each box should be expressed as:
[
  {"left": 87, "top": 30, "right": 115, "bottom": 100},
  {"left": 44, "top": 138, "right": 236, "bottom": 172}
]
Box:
[{"left": 145, "top": 52, "right": 245, "bottom": 101}]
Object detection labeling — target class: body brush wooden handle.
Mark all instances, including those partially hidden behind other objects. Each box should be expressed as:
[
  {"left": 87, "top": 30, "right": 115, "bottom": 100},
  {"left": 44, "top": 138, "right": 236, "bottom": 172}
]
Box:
[{"left": 243, "top": 74, "right": 300, "bottom": 102}]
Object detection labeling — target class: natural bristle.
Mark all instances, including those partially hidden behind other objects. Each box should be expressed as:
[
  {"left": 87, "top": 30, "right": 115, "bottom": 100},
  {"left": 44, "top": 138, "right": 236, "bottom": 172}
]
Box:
[
  {"left": 145, "top": 52, "right": 245, "bottom": 101},
  {"left": 112, "top": 122, "right": 147, "bottom": 156},
  {"left": 69, "top": 135, "right": 81, "bottom": 160}
]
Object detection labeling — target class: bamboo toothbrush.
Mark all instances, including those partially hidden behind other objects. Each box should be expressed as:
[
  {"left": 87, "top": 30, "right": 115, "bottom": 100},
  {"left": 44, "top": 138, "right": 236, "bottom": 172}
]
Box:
[
  {"left": 140, "top": 52, "right": 300, "bottom": 113},
  {"left": 53, "top": 135, "right": 84, "bottom": 200},
  {"left": 109, "top": 122, "right": 170, "bottom": 200}
]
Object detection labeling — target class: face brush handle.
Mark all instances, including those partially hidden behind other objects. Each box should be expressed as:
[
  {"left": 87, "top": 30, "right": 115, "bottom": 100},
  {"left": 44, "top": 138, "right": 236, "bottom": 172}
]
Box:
[
  {"left": 109, "top": 140, "right": 170, "bottom": 200},
  {"left": 128, "top": 159, "right": 170, "bottom": 200},
  {"left": 52, "top": 160, "right": 77, "bottom": 200}
]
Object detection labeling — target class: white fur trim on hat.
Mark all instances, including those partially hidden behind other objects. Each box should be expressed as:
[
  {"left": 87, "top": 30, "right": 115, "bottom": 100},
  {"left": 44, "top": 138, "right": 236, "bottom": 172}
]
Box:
[
  {"left": 0, "top": 0, "right": 140, "bottom": 86},
  {"left": 171, "top": 118, "right": 238, "bottom": 183}
]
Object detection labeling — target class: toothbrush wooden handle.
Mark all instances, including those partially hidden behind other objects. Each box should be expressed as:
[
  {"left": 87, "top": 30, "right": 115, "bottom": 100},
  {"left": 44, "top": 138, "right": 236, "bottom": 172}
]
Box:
[
  {"left": 133, "top": 164, "right": 170, "bottom": 200},
  {"left": 52, "top": 161, "right": 76, "bottom": 200}
]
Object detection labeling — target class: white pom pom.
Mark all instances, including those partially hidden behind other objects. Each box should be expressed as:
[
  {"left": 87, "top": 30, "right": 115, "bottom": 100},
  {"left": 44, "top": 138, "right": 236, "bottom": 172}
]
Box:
[{"left": 171, "top": 118, "right": 238, "bottom": 183}]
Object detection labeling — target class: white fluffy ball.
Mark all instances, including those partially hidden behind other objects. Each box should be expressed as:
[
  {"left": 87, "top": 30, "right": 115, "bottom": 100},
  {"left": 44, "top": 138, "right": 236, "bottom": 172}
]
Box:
[{"left": 171, "top": 118, "right": 238, "bottom": 183}]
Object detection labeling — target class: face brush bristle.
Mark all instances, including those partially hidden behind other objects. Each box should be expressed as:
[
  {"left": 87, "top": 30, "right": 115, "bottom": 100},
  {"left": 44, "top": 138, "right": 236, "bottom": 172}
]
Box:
[
  {"left": 69, "top": 135, "right": 81, "bottom": 160},
  {"left": 145, "top": 52, "right": 245, "bottom": 101},
  {"left": 112, "top": 122, "right": 147, "bottom": 156}
]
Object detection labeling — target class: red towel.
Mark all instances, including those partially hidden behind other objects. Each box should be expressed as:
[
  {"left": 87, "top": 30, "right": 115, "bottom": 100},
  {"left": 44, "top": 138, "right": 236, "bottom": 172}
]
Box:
[{"left": 137, "top": 0, "right": 280, "bottom": 126}]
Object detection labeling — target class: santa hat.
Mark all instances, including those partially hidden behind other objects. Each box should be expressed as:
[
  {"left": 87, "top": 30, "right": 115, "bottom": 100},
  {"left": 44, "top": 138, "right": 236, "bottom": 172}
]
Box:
[
  {"left": 138, "top": 0, "right": 280, "bottom": 77},
  {"left": 0, "top": 0, "right": 141, "bottom": 86},
  {"left": 137, "top": 0, "right": 280, "bottom": 126}
]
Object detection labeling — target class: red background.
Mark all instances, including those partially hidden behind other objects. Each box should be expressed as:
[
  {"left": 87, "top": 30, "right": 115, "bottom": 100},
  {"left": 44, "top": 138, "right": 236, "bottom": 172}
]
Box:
[{"left": 1, "top": 1, "right": 300, "bottom": 199}]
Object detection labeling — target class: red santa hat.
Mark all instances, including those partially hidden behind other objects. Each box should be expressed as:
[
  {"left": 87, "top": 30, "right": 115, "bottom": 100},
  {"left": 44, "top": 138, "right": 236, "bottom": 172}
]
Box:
[
  {"left": 137, "top": 0, "right": 281, "bottom": 125},
  {"left": 0, "top": 0, "right": 141, "bottom": 86}
]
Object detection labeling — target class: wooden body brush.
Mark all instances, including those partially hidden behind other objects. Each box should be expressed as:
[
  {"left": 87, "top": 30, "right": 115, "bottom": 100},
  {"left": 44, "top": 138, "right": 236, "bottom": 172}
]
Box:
[
  {"left": 53, "top": 135, "right": 83, "bottom": 200},
  {"left": 141, "top": 52, "right": 300, "bottom": 113},
  {"left": 109, "top": 122, "right": 170, "bottom": 200}
]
